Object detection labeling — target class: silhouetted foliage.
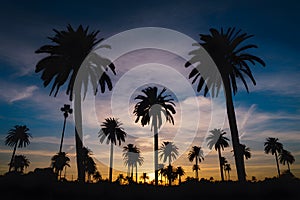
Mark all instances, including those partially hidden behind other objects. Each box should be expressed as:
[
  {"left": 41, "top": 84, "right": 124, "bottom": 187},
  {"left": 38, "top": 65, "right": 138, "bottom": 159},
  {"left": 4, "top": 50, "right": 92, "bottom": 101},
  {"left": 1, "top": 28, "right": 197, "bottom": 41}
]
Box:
[
  {"left": 51, "top": 152, "right": 70, "bottom": 180},
  {"left": 188, "top": 146, "right": 204, "bottom": 180},
  {"left": 279, "top": 149, "right": 295, "bottom": 172},
  {"left": 264, "top": 137, "right": 283, "bottom": 177},
  {"left": 10, "top": 155, "right": 30, "bottom": 173}
]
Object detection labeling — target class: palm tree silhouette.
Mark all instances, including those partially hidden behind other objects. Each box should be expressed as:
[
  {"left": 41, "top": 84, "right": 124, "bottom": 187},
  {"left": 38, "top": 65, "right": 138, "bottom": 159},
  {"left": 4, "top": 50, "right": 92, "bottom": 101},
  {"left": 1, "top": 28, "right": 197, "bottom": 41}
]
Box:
[
  {"left": 240, "top": 144, "right": 251, "bottom": 160},
  {"left": 93, "top": 171, "right": 102, "bottom": 183},
  {"left": 220, "top": 156, "right": 228, "bottom": 180},
  {"left": 224, "top": 163, "right": 231, "bottom": 181},
  {"left": 264, "top": 137, "right": 283, "bottom": 177},
  {"left": 51, "top": 152, "right": 70, "bottom": 180},
  {"left": 116, "top": 174, "right": 125, "bottom": 184},
  {"left": 10, "top": 155, "right": 30, "bottom": 173},
  {"left": 188, "top": 146, "right": 204, "bottom": 180},
  {"left": 99, "top": 118, "right": 127, "bottom": 182},
  {"left": 279, "top": 149, "right": 295, "bottom": 172},
  {"left": 59, "top": 104, "right": 73, "bottom": 153},
  {"left": 5, "top": 125, "right": 32, "bottom": 172},
  {"left": 35, "top": 25, "right": 116, "bottom": 182},
  {"left": 176, "top": 166, "right": 185, "bottom": 185},
  {"left": 82, "top": 147, "right": 97, "bottom": 182},
  {"left": 140, "top": 172, "right": 149, "bottom": 184},
  {"left": 186, "top": 28, "right": 265, "bottom": 182},
  {"left": 123, "top": 144, "right": 144, "bottom": 182},
  {"left": 158, "top": 163, "right": 165, "bottom": 185},
  {"left": 207, "top": 128, "right": 229, "bottom": 181},
  {"left": 159, "top": 141, "right": 178, "bottom": 186},
  {"left": 133, "top": 86, "right": 176, "bottom": 185}
]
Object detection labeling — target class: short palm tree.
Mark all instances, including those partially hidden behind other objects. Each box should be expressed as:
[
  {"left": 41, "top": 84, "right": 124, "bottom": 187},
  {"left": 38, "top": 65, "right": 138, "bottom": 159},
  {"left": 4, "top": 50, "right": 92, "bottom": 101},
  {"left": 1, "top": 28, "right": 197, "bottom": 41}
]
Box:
[
  {"left": 133, "top": 86, "right": 176, "bottom": 185},
  {"left": 220, "top": 156, "right": 228, "bottom": 179},
  {"left": 123, "top": 144, "right": 144, "bottom": 182},
  {"left": 264, "top": 137, "right": 283, "bottom": 177},
  {"left": 59, "top": 104, "right": 73, "bottom": 153},
  {"left": 10, "top": 155, "right": 30, "bottom": 173},
  {"left": 5, "top": 125, "right": 32, "bottom": 172},
  {"left": 82, "top": 147, "right": 97, "bottom": 182},
  {"left": 93, "top": 171, "right": 102, "bottom": 182},
  {"left": 140, "top": 172, "right": 149, "bottom": 184},
  {"left": 35, "top": 25, "right": 116, "bottom": 182},
  {"left": 224, "top": 163, "right": 231, "bottom": 181},
  {"left": 158, "top": 163, "right": 165, "bottom": 184},
  {"left": 188, "top": 146, "right": 204, "bottom": 180},
  {"left": 279, "top": 149, "right": 295, "bottom": 172},
  {"left": 207, "top": 128, "right": 229, "bottom": 181},
  {"left": 51, "top": 152, "right": 70, "bottom": 179},
  {"left": 186, "top": 27, "right": 265, "bottom": 182},
  {"left": 176, "top": 166, "right": 185, "bottom": 185},
  {"left": 99, "top": 117, "right": 127, "bottom": 182}
]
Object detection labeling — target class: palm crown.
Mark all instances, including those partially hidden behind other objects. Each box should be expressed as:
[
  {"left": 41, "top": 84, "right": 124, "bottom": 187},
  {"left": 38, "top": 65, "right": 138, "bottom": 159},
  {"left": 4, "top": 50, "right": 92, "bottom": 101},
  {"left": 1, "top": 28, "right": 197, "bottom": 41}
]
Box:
[
  {"left": 99, "top": 118, "right": 126, "bottom": 145},
  {"left": 264, "top": 137, "right": 283, "bottom": 155},
  {"left": 188, "top": 146, "right": 204, "bottom": 163},
  {"left": 159, "top": 141, "right": 179, "bottom": 164},
  {"left": 207, "top": 129, "right": 229, "bottom": 151},
  {"left": 5, "top": 125, "right": 31, "bottom": 148},
  {"left": 185, "top": 27, "right": 266, "bottom": 96}
]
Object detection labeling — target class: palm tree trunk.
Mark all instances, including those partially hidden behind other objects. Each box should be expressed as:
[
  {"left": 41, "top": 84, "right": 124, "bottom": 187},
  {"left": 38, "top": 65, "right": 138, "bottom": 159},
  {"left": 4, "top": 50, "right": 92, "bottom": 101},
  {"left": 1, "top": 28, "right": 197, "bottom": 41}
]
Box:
[
  {"left": 154, "top": 125, "right": 159, "bottom": 186},
  {"left": 287, "top": 162, "right": 290, "bottom": 172},
  {"left": 223, "top": 77, "right": 246, "bottom": 182},
  {"left": 8, "top": 142, "right": 17, "bottom": 172},
  {"left": 218, "top": 148, "right": 224, "bottom": 181},
  {"left": 109, "top": 142, "right": 114, "bottom": 182},
  {"left": 228, "top": 170, "right": 230, "bottom": 180},
  {"left": 195, "top": 157, "right": 199, "bottom": 180},
  {"left": 59, "top": 116, "right": 67, "bottom": 153},
  {"left": 74, "top": 92, "right": 85, "bottom": 183},
  {"left": 274, "top": 151, "right": 280, "bottom": 177},
  {"left": 135, "top": 164, "right": 138, "bottom": 182},
  {"left": 131, "top": 164, "right": 134, "bottom": 179}
]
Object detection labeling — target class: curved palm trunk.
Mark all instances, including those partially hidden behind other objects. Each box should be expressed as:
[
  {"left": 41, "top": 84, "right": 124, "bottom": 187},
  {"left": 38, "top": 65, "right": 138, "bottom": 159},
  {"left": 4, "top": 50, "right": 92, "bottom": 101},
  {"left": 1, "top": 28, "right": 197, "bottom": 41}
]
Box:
[
  {"left": 109, "top": 142, "right": 114, "bottom": 182},
  {"left": 74, "top": 93, "right": 85, "bottom": 183},
  {"left": 154, "top": 126, "right": 159, "bottom": 186},
  {"left": 195, "top": 157, "right": 199, "bottom": 180},
  {"left": 223, "top": 77, "right": 246, "bottom": 182},
  {"left": 218, "top": 148, "right": 225, "bottom": 181},
  {"left": 274, "top": 151, "right": 280, "bottom": 177},
  {"left": 59, "top": 116, "right": 67, "bottom": 153},
  {"left": 8, "top": 143, "right": 17, "bottom": 172}
]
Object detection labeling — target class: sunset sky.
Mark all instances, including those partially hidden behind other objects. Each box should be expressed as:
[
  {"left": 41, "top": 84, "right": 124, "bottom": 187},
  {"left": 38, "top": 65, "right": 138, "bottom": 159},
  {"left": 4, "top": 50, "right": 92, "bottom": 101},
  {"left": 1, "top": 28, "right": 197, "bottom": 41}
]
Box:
[{"left": 0, "top": 0, "right": 299, "bottom": 182}]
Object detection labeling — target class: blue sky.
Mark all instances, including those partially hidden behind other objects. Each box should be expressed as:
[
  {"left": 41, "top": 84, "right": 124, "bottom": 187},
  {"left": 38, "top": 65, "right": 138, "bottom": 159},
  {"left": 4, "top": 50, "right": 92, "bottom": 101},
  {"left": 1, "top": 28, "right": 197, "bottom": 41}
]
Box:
[{"left": 0, "top": 0, "right": 299, "bottom": 181}]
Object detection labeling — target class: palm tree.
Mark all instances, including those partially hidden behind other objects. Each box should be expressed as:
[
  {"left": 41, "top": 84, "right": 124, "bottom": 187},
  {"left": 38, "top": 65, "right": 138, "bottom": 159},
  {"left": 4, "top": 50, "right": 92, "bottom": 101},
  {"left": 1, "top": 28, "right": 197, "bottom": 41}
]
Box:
[
  {"left": 188, "top": 146, "right": 204, "bottom": 180},
  {"left": 176, "top": 166, "right": 185, "bottom": 185},
  {"left": 220, "top": 156, "right": 228, "bottom": 179},
  {"left": 116, "top": 174, "right": 125, "bottom": 184},
  {"left": 279, "top": 149, "right": 295, "bottom": 172},
  {"left": 264, "top": 137, "right": 283, "bottom": 177},
  {"left": 5, "top": 125, "right": 32, "bottom": 172},
  {"left": 192, "top": 164, "right": 200, "bottom": 180},
  {"left": 93, "top": 171, "right": 102, "bottom": 182},
  {"left": 224, "top": 163, "right": 231, "bottom": 180},
  {"left": 133, "top": 86, "right": 176, "bottom": 185},
  {"left": 35, "top": 25, "right": 116, "bottom": 182},
  {"left": 133, "top": 148, "right": 144, "bottom": 182},
  {"left": 240, "top": 144, "right": 251, "bottom": 160},
  {"left": 99, "top": 117, "right": 127, "bottom": 182},
  {"left": 159, "top": 141, "right": 178, "bottom": 186},
  {"left": 51, "top": 152, "right": 70, "bottom": 179},
  {"left": 140, "top": 172, "right": 149, "bottom": 184},
  {"left": 123, "top": 144, "right": 144, "bottom": 182},
  {"left": 82, "top": 147, "right": 97, "bottom": 182},
  {"left": 207, "top": 128, "right": 229, "bottom": 181},
  {"left": 186, "top": 28, "right": 265, "bottom": 182},
  {"left": 59, "top": 104, "right": 73, "bottom": 153},
  {"left": 10, "top": 155, "right": 30, "bottom": 173},
  {"left": 158, "top": 163, "right": 165, "bottom": 185}
]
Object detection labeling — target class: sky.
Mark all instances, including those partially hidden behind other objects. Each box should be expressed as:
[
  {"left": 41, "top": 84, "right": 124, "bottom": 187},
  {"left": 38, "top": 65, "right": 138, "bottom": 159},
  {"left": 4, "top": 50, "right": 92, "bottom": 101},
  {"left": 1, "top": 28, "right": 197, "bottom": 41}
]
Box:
[{"left": 0, "top": 0, "right": 300, "bottom": 182}]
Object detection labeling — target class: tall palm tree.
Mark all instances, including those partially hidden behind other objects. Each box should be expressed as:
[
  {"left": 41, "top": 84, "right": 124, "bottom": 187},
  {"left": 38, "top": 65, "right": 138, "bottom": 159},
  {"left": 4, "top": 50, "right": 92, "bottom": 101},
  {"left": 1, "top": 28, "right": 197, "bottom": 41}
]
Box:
[
  {"left": 224, "top": 163, "right": 231, "bottom": 181},
  {"left": 159, "top": 141, "right": 178, "bottom": 186},
  {"left": 133, "top": 86, "right": 176, "bottom": 185},
  {"left": 188, "top": 146, "right": 204, "bottom": 180},
  {"left": 207, "top": 128, "right": 229, "bottom": 181},
  {"left": 279, "top": 149, "right": 295, "bottom": 172},
  {"left": 176, "top": 166, "right": 185, "bottom": 185},
  {"left": 264, "top": 137, "right": 283, "bottom": 177},
  {"left": 10, "top": 155, "right": 30, "bottom": 173},
  {"left": 35, "top": 24, "right": 116, "bottom": 182},
  {"left": 186, "top": 28, "right": 265, "bottom": 182},
  {"left": 5, "top": 125, "right": 32, "bottom": 172},
  {"left": 140, "top": 172, "right": 149, "bottom": 184},
  {"left": 99, "top": 117, "right": 127, "bottom": 182},
  {"left": 51, "top": 152, "right": 70, "bottom": 179},
  {"left": 133, "top": 147, "right": 144, "bottom": 182},
  {"left": 59, "top": 104, "right": 73, "bottom": 153}
]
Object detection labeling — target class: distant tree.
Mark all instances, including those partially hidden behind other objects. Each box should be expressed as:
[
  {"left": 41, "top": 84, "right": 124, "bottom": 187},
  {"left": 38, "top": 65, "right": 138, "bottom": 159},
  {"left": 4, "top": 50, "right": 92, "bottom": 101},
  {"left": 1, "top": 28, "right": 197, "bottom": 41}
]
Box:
[
  {"left": 123, "top": 144, "right": 144, "bottom": 182},
  {"left": 158, "top": 163, "right": 165, "bottom": 184},
  {"left": 264, "top": 137, "right": 283, "bottom": 177},
  {"left": 99, "top": 118, "right": 127, "bottom": 182},
  {"left": 176, "top": 166, "right": 185, "bottom": 185},
  {"left": 140, "top": 172, "right": 149, "bottom": 184},
  {"left": 10, "top": 155, "right": 30, "bottom": 173},
  {"left": 5, "top": 125, "right": 32, "bottom": 172},
  {"left": 224, "top": 163, "right": 231, "bottom": 181},
  {"left": 188, "top": 146, "right": 204, "bottom": 180},
  {"left": 207, "top": 128, "right": 229, "bottom": 181},
  {"left": 133, "top": 86, "right": 176, "bottom": 185},
  {"left": 279, "top": 149, "right": 295, "bottom": 172},
  {"left": 220, "top": 156, "right": 228, "bottom": 179},
  {"left": 51, "top": 152, "right": 70, "bottom": 179},
  {"left": 93, "top": 171, "right": 102, "bottom": 182}
]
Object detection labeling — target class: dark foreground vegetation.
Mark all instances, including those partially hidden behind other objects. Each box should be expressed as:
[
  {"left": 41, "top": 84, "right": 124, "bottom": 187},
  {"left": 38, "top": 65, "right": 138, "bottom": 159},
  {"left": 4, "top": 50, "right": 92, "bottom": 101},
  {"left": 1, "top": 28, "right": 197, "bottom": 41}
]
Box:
[{"left": 1, "top": 172, "right": 299, "bottom": 200}]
